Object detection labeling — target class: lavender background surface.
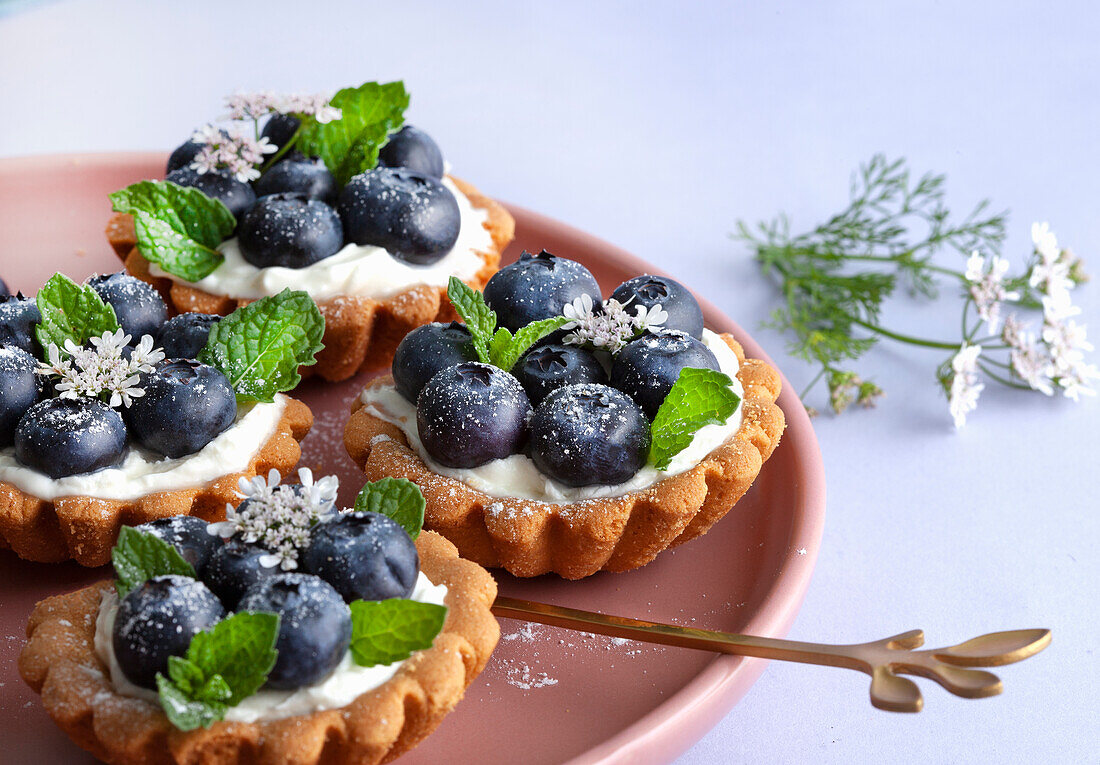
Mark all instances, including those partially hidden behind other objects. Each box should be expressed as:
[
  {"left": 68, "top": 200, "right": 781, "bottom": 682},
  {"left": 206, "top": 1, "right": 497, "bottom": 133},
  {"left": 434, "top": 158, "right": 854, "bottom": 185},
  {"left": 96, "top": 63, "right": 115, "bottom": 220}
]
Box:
[{"left": 1, "top": 1, "right": 1097, "bottom": 762}]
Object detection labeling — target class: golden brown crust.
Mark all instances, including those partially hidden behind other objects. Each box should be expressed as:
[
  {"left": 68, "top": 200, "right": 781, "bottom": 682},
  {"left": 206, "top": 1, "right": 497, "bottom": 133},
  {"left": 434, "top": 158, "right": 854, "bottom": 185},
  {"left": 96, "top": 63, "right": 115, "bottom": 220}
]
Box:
[
  {"left": 343, "top": 333, "right": 786, "bottom": 578},
  {"left": 0, "top": 398, "right": 313, "bottom": 567},
  {"left": 106, "top": 176, "right": 514, "bottom": 382},
  {"left": 19, "top": 531, "right": 499, "bottom": 765}
]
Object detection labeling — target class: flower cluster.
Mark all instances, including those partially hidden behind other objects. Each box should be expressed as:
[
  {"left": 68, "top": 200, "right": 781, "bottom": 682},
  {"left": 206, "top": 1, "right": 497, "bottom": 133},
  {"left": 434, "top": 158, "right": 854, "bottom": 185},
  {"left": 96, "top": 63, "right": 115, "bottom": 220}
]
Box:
[
  {"left": 944, "top": 222, "right": 1096, "bottom": 426},
  {"left": 208, "top": 468, "right": 340, "bottom": 571},
  {"left": 224, "top": 91, "right": 341, "bottom": 123},
  {"left": 36, "top": 330, "right": 164, "bottom": 408},
  {"left": 560, "top": 294, "right": 668, "bottom": 354},
  {"left": 189, "top": 124, "right": 277, "bottom": 183}
]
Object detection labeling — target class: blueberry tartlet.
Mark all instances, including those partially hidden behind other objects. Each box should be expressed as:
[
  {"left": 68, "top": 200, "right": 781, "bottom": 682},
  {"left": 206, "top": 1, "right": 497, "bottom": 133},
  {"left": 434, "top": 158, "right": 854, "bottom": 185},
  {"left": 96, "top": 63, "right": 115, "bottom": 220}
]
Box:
[
  {"left": 106, "top": 81, "right": 514, "bottom": 382},
  {"left": 0, "top": 273, "right": 320, "bottom": 565},
  {"left": 345, "top": 253, "right": 786, "bottom": 578},
  {"left": 19, "top": 471, "right": 498, "bottom": 765}
]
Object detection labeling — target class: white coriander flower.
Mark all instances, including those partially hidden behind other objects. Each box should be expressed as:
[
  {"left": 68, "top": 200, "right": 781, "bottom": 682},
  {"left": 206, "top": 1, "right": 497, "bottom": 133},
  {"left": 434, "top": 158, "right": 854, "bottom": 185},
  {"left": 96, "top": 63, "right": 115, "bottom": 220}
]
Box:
[
  {"left": 1057, "top": 361, "right": 1099, "bottom": 401},
  {"left": 209, "top": 468, "right": 341, "bottom": 570},
  {"left": 277, "top": 92, "right": 341, "bottom": 123},
  {"left": 947, "top": 344, "right": 984, "bottom": 428},
  {"left": 964, "top": 251, "right": 1019, "bottom": 333},
  {"left": 1010, "top": 335, "right": 1055, "bottom": 396},
  {"left": 561, "top": 295, "right": 667, "bottom": 354},
  {"left": 1030, "top": 221, "right": 1060, "bottom": 263},
  {"left": 189, "top": 124, "right": 277, "bottom": 183},
  {"left": 224, "top": 91, "right": 278, "bottom": 121},
  {"left": 36, "top": 331, "right": 163, "bottom": 409}
]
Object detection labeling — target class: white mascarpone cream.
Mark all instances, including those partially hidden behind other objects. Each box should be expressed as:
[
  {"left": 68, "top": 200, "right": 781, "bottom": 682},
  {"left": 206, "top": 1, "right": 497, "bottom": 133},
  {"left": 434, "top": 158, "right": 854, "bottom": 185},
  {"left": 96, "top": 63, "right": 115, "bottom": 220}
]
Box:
[
  {"left": 0, "top": 394, "right": 288, "bottom": 501},
  {"left": 359, "top": 329, "right": 744, "bottom": 503},
  {"left": 149, "top": 177, "right": 493, "bottom": 302},
  {"left": 94, "top": 572, "right": 448, "bottom": 723}
]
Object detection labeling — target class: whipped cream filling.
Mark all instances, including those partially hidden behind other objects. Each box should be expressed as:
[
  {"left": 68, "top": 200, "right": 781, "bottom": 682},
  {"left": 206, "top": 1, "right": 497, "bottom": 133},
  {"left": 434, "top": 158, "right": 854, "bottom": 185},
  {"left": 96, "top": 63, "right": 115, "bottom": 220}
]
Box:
[
  {"left": 0, "top": 395, "right": 287, "bottom": 501},
  {"left": 95, "top": 571, "right": 448, "bottom": 723},
  {"left": 149, "top": 176, "right": 493, "bottom": 301},
  {"left": 359, "top": 329, "right": 744, "bottom": 503}
]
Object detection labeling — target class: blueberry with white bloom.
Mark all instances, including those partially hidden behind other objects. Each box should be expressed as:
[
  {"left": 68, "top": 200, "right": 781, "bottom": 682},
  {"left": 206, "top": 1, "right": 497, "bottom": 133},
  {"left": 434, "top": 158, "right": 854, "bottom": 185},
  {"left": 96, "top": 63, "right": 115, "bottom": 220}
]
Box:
[
  {"left": 303, "top": 511, "right": 419, "bottom": 602},
  {"left": 238, "top": 193, "right": 344, "bottom": 269},
  {"left": 260, "top": 113, "right": 301, "bottom": 153},
  {"left": 155, "top": 313, "right": 220, "bottom": 360},
  {"left": 239, "top": 573, "right": 351, "bottom": 689},
  {"left": 253, "top": 154, "right": 338, "bottom": 205},
  {"left": 0, "top": 294, "right": 42, "bottom": 355},
  {"left": 15, "top": 398, "right": 127, "bottom": 478},
  {"left": 125, "top": 359, "right": 237, "bottom": 458},
  {"left": 378, "top": 125, "right": 445, "bottom": 179},
  {"left": 610, "top": 275, "right": 703, "bottom": 339},
  {"left": 87, "top": 272, "right": 169, "bottom": 342},
  {"left": 610, "top": 331, "right": 720, "bottom": 417},
  {"left": 0, "top": 346, "right": 42, "bottom": 447},
  {"left": 113, "top": 575, "right": 225, "bottom": 689},
  {"left": 391, "top": 321, "right": 477, "bottom": 404},
  {"left": 516, "top": 344, "right": 608, "bottom": 405},
  {"left": 338, "top": 167, "right": 460, "bottom": 265},
  {"left": 133, "top": 516, "right": 220, "bottom": 573},
  {"left": 483, "top": 251, "right": 603, "bottom": 333},
  {"left": 202, "top": 540, "right": 280, "bottom": 609}
]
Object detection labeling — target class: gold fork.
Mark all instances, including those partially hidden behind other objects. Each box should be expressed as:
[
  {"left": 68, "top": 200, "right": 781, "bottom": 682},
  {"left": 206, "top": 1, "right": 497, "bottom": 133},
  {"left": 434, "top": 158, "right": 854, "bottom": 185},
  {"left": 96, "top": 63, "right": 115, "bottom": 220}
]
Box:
[{"left": 492, "top": 596, "right": 1051, "bottom": 712}]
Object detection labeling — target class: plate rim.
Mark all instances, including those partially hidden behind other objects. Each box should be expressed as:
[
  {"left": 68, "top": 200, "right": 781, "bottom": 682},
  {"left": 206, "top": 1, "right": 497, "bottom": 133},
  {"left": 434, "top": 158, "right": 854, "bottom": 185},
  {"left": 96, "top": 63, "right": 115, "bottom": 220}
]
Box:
[{"left": 0, "top": 152, "right": 827, "bottom": 765}]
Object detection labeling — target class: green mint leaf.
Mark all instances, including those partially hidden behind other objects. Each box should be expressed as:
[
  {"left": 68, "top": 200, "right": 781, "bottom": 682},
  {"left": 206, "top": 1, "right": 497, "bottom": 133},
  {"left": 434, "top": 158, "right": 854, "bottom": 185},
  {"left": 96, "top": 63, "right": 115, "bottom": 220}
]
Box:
[
  {"left": 154, "top": 612, "right": 278, "bottom": 731},
  {"left": 111, "top": 527, "right": 196, "bottom": 598},
  {"left": 487, "top": 327, "right": 513, "bottom": 365},
  {"left": 156, "top": 673, "right": 226, "bottom": 731},
  {"left": 198, "top": 289, "right": 325, "bottom": 402},
  {"left": 34, "top": 273, "right": 120, "bottom": 353},
  {"left": 295, "top": 81, "right": 409, "bottom": 186},
  {"left": 492, "top": 315, "right": 569, "bottom": 371},
  {"left": 649, "top": 367, "right": 742, "bottom": 471},
  {"left": 184, "top": 612, "right": 279, "bottom": 706},
  {"left": 446, "top": 277, "right": 496, "bottom": 363},
  {"left": 353, "top": 478, "right": 425, "bottom": 539},
  {"left": 109, "top": 180, "right": 235, "bottom": 281},
  {"left": 349, "top": 599, "right": 447, "bottom": 668}
]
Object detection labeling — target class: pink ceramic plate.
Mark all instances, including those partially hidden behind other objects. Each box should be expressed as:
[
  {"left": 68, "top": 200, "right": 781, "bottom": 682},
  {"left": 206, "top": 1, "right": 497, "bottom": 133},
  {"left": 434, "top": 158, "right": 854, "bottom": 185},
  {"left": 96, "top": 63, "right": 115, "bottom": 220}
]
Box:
[{"left": 0, "top": 153, "right": 826, "bottom": 764}]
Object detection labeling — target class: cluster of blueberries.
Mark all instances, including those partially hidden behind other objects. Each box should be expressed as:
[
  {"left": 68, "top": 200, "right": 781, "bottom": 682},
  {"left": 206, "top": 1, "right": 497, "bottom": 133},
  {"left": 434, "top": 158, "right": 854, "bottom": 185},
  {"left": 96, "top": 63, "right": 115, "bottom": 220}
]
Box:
[
  {"left": 0, "top": 272, "right": 240, "bottom": 478},
  {"left": 167, "top": 116, "right": 461, "bottom": 269},
  {"left": 391, "top": 251, "right": 723, "bottom": 488},
  {"left": 113, "top": 503, "right": 419, "bottom": 691}
]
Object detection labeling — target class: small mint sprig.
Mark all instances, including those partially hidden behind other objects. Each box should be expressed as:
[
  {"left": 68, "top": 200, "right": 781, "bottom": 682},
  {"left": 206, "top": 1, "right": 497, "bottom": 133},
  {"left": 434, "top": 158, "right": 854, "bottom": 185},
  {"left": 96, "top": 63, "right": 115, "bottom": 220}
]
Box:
[
  {"left": 111, "top": 527, "right": 196, "bottom": 598},
  {"left": 446, "top": 277, "right": 567, "bottom": 370},
  {"left": 649, "top": 367, "right": 742, "bottom": 470},
  {"left": 348, "top": 599, "right": 447, "bottom": 668},
  {"left": 294, "top": 81, "right": 409, "bottom": 186},
  {"left": 109, "top": 181, "right": 236, "bottom": 282},
  {"left": 354, "top": 477, "right": 425, "bottom": 539},
  {"left": 198, "top": 289, "right": 325, "bottom": 403},
  {"left": 34, "top": 273, "right": 119, "bottom": 353},
  {"left": 156, "top": 612, "right": 279, "bottom": 731}
]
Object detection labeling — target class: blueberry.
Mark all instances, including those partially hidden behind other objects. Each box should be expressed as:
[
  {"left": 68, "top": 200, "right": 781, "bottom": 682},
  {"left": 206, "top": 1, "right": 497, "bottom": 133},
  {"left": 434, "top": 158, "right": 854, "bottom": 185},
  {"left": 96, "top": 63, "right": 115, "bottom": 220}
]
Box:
[
  {"left": 516, "top": 344, "right": 609, "bottom": 405},
  {"left": 133, "top": 516, "right": 219, "bottom": 573},
  {"left": 166, "top": 129, "right": 229, "bottom": 174},
  {"left": 392, "top": 322, "right": 476, "bottom": 404},
  {"left": 0, "top": 294, "right": 42, "bottom": 355},
  {"left": 125, "top": 359, "right": 237, "bottom": 458},
  {"left": 86, "top": 272, "right": 168, "bottom": 341},
  {"left": 338, "top": 167, "right": 460, "bottom": 265},
  {"left": 239, "top": 573, "right": 351, "bottom": 689},
  {"left": 378, "top": 125, "right": 445, "bottom": 179},
  {"left": 254, "top": 154, "right": 337, "bottom": 205},
  {"left": 202, "top": 540, "right": 279, "bottom": 609},
  {"left": 303, "top": 512, "right": 419, "bottom": 602},
  {"left": 610, "top": 275, "right": 704, "bottom": 339},
  {"left": 166, "top": 166, "right": 256, "bottom": 221},
  {"left": 112, "top": 575, "right": 225, "bottom": 689},
  {"left": 155, "top": 313, "right": 220, "bottom": 360},
  {"left": 483, "top": 251, "right": 603, "bottom": 332},
  {"left": 0, "top": 346, "right": 42, "bottom": 447},
  {"left": 416, "top": 362, "right": 532, "bottom": 468},
  {"left": 238, "top": 193, "right": 344, "bottom": 269},
  {"left": 0, "top": 277, "right": 9, "bottom": 299},
  {"left": 610, "top": 331, "right": 720, "bottom": 417},
  {"left": 530, "top": 384, "right": 651, "bottom": 487},
  {"left": 15, "top": 398, "right": 127, "bottom": 478},
  {"left": 261, "top": 113, "right": 301, "bottom": 154}
]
